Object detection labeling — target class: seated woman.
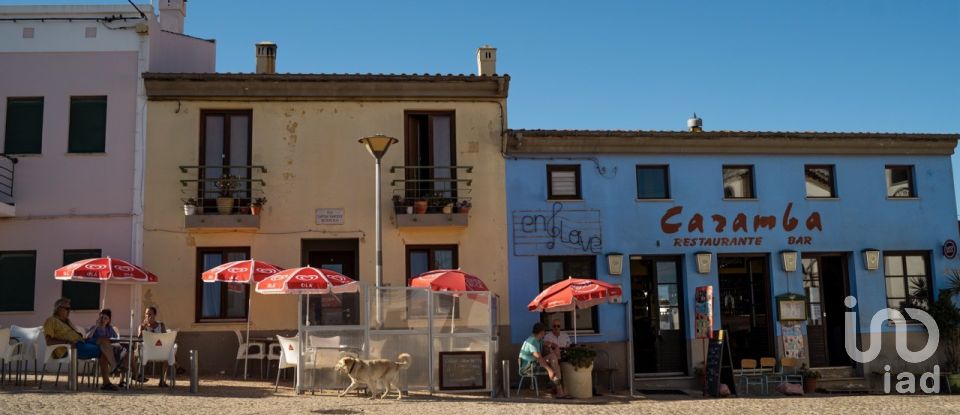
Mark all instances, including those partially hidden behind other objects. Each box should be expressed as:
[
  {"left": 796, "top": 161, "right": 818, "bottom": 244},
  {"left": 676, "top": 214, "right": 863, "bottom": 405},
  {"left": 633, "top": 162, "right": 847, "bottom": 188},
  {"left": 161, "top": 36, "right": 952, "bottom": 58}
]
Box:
[
  {"left": 519, "top": 322, "right": 569, "bottom": 399},
  {"left": 135, "top": 306, "right": 169, "bottom": 387},
  {"left": 86, "top": 309, "right": 126, "bottom": 376},
  {"left": 43, "top": 298, "right": 118, "bottom": 390}
]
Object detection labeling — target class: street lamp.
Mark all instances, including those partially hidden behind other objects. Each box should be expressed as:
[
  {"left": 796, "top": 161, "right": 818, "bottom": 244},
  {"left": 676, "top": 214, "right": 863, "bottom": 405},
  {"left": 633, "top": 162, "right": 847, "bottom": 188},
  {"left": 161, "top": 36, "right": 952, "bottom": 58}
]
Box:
[{"left": 358, "top": 134, "right": 398, "bottom": 292}]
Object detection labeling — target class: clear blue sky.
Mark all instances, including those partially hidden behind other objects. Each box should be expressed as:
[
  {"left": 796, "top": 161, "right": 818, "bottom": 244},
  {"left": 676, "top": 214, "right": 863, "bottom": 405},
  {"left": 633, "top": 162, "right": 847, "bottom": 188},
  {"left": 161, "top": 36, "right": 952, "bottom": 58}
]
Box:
[{"left": 8, "top": 1, "right": 960, "bottom": 209}]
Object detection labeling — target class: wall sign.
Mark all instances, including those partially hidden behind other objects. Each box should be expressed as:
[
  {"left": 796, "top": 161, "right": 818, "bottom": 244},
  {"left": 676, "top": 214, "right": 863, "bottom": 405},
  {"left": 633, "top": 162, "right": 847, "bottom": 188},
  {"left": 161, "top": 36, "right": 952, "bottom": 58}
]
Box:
[
  {"left": 315, "top": 208, "right": 344, "bottom": 225},
  {"left": 944, "top": 240, "right": 957, "bottom": 259},
  {"left": 776, "top": 293, "right": 808, "bottom": 321},
  {"left": 660, "top": 202, "right": 823, "bottom": 247},
  {"left": 439, "top": 351, "right": 486, "bottom": 390},
  {"left": 512, "top": 202, "right": 602, "bottom": 256},
  {"left": 695, "top": 286, "right": 714, "bottom": 339},
  {"left": 781, "top": 323, "right": 805, "bottom": 359}
]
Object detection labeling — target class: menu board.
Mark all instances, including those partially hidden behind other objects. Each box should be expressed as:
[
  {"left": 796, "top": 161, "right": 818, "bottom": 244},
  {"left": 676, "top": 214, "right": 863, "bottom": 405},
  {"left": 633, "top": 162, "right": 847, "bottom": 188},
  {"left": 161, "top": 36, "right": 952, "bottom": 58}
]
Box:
[
  {"left": 439, "top": 351, "right": 486, "bottom": 390},
  {"left": 704, "top": 330, "right": 737, "bottom": 397}
]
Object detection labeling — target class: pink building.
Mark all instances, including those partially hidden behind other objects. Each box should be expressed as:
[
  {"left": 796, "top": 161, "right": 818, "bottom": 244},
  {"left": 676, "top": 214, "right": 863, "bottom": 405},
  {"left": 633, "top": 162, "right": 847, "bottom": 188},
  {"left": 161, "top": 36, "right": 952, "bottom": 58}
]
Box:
[{"left": 0, "top": 2, "right": 214, "bottom": 334}]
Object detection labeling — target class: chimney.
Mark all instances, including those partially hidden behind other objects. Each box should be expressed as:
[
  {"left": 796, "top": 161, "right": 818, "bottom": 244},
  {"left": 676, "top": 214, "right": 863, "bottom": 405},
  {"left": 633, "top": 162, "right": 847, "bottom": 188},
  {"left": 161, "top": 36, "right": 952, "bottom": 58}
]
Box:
[
  {"left": 687, "top": 113, "right": 703, "bottom": 132},
  {"left": 158, "top": 0, "right": 186, "bottom": 33},
  {"left": 476, "top": 44, "right": 496, "bottom": 76},
  {"left": 256, "top": 42, "right": 277, "bottom": 74}
]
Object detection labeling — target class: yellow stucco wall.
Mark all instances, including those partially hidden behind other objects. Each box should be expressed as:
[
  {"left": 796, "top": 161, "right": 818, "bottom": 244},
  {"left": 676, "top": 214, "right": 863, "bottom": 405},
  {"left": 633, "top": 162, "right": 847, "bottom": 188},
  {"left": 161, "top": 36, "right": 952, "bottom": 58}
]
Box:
[{"left": 143, "top": 100, "right": 508, "bottom": 332}]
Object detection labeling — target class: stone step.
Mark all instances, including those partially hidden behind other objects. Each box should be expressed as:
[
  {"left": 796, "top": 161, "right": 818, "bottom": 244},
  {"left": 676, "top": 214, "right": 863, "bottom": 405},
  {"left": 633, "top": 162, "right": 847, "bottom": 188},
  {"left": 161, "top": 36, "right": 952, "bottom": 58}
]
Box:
[{"left": 813, "top": 366, "right": 857, "bottom": 379}]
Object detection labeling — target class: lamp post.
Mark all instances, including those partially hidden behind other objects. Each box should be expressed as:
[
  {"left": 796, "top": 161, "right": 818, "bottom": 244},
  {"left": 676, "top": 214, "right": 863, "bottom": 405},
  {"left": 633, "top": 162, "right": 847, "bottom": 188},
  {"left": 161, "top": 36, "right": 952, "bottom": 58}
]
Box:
[{"left": 359, "top": 135, "right": 398, "bottom": 323}]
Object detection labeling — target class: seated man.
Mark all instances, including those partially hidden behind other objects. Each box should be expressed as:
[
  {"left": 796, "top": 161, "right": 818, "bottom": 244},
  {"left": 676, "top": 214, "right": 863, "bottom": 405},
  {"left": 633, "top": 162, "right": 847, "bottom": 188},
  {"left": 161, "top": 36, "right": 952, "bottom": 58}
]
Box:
[
  {"left": 543, "top": 318, "right": 571, "bottom": 361},
  {"left": 43, "top": 298, "right": 118, "bottom": 390},
  {"left": 519, "top": 322, "right": 569, "bottom": 399}
]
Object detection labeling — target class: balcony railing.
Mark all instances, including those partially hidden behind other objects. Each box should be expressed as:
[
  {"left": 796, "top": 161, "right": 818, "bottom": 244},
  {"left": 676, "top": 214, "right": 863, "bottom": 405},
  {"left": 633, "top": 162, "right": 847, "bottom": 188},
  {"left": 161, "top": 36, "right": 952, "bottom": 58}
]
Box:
[
  {"left": 0, "top": 154, "right": 16, "bottom": 207},
  {"left": 390, "top": 165, "right": 472, "bottom": 227},
  {"left": 178, "top": 165, "right": 267, "bottom": 215}
]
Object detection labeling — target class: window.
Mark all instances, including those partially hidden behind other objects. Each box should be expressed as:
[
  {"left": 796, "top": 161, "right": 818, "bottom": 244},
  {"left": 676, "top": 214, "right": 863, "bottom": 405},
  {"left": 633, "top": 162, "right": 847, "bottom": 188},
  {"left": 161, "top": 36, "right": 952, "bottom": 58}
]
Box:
[
  {"left": 722, "top": 165, "right": 755, "bottom": 199},
  {"left": 407, "top": 245, "right": 458, "bottom": 317},
  {"left": 883, "top": 253, "right": 931, "bottom": 321},
  {"left": 805, "top": 165, "right": 836, "bottom": 198},
  {"left": 547, "top": 165, "right": 581, "bottom": 200},
  {"left": 200, "top": 110, "right": 252, "bottom": 212},
  {"left": 637, "top": 165, "right": 670, "bottom": 199},
  {"left": 61, "top": 249, "right": 101, "bottom": 310},
  {"left": 68, "top": 96, "right": 107, "bottom": 153},
  {"left": 404, "top": 112, "right": 456, "bottom": 200},
  {"left": 4, "top": 97, "right": 43, "bottom": 154},
  {"left": 196, "top": 247, "right": 249, "bottom": 321},
  {"left": 539, "top": 256, "right": 598, "bottom": 333},
  {"left": 886, "top": 166, "right": 916, "bottom": 198},
  {"left": 0, "top": 251, "right": 36, "bottom": 312}
]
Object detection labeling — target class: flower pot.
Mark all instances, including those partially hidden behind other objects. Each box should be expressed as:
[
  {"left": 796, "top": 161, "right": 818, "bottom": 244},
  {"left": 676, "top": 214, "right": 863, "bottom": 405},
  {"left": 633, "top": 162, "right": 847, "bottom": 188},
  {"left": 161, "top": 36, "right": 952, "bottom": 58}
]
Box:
[
  {"left": 459, "top": 206, "right": 470, "bottom": 214},
  {"left": 184, "top": 205, "right": 197, "bottom": 216},
  {"left": 250, "top": 204, "right": 262, "bottom": 215},
  {"left": 948, "top": 374, "right": 960, "bottom": 393},
  {"left": 414, "top": 200, "right": 428, "bottom": 214},
  {"left": 560, "top": 362, "right": 593, "bottom": 399},
  {"left": 405, "top": 206, "right": 413, "bottom": 215},
  {"left": 442, "top": 205, "right": 454, "bottom": 214},
  {"left": 216, "top": 197, "right": 234, "bottom": 214},
  {"left": 803, "top": 378, "right": 818, "bottom": 394}
]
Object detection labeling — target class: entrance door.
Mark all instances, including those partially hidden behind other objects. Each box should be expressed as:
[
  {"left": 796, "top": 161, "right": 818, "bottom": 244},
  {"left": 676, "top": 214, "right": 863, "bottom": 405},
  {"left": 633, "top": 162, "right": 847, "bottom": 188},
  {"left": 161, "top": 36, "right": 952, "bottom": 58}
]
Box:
[
  {"left": 718, "top": 255, "right": 772, "bottom": 367},
  {"left": 306, "top": 250, "right": 358, "bottom": 325},
  {"left": 631, "top": 256, "right": 686, "bottom": 375},
  {"left": 802, "top": 254, "right": 852, "bottom": 367}
]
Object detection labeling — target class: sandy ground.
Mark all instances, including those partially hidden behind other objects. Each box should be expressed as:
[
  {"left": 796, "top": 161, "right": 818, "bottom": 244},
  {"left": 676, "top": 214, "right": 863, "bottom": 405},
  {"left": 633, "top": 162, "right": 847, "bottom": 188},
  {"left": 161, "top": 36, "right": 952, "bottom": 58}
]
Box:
[{"left": 2, "top": 375, "right": 960, "bottom": 415}]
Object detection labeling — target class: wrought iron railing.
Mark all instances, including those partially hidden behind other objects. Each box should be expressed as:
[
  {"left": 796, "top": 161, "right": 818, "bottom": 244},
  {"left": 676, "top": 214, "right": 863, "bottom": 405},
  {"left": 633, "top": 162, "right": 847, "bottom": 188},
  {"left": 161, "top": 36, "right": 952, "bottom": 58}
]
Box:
[
  {"left": 0, "top": 154, "right": 16, "bottom": 205},
  {"left": 179, "top": 165, "right": 267, "bottom": 214},
  {"left": 389, "top": 165, "right": 472, "bottom": 213}
]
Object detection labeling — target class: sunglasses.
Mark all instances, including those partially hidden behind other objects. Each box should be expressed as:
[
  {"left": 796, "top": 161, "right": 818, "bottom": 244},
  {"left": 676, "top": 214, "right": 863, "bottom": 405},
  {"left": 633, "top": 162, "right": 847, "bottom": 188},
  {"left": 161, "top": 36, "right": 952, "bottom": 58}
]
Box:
[
  {"left": 60, "top": 307, "right": 71, "bottom": 311},
  {"left": 552, "top": 325, "right": 561, "bottom": 328}
]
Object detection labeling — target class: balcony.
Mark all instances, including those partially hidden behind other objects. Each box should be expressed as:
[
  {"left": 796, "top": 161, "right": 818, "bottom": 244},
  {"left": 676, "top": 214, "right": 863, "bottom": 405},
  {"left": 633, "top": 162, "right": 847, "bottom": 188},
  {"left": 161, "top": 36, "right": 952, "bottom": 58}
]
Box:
[
  {"left": 178, "top": 165, "right": 266, "bottom": 229},
  {"left": 0, "top": 154, "right": 16, "bottom": 217},
  {"left": 390, "top": 165, "right": 472, "bottom": 228}
]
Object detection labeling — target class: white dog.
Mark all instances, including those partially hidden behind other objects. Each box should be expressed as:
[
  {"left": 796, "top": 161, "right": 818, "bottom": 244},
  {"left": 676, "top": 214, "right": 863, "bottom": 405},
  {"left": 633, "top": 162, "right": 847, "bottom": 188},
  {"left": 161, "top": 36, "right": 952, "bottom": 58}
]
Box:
[{"left": 335, "top": 353, "right": 411, "bottom": 400}]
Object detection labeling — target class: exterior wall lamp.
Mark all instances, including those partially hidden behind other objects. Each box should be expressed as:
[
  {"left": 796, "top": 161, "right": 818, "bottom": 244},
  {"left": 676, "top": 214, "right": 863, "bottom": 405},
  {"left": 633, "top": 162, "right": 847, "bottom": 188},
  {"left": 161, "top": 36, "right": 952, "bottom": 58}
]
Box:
[
  {"left": 606, "top": 253, "right": 624, "bottom": 276},
  {"left": 780, "top": 250, "right": 799, "bottom": 273},
  {"left": 695, "top": 251, "right": 712, "bottom": 274},
  {"left": 862, "top": 248, "right": 881, "bottom": 271}
]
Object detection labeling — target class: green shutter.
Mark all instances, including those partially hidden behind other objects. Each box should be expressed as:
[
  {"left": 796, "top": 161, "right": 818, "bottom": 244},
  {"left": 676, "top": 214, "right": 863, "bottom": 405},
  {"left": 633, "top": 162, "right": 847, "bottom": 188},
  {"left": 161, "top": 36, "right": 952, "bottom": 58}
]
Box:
[
  {"left": 61, "top": 249, "right": 102, "bottom": 310},
  {"left": 0, "top": 251, "right": 36, "bottom": 312},
  {"left": 68, "top": 97, "right": 107, "bottom": 153},
  {"left": 4, "top": 98, "right": 43, "bottom": 154}
]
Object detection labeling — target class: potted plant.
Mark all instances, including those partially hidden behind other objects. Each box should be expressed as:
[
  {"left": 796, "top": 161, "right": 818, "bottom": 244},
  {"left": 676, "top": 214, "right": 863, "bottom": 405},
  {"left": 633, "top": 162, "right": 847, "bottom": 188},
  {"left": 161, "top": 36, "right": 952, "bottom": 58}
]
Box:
[
  {"left": 442, "top": 199, "right": 455, "bottom": 214},
  {"left": 912, "top": 270, "right": 960, "bottom": 392},
  {"left": 413, "top": 194, "right": 429, "bottom": 214},
  {"left": 457, "top": 200, "right": 471, "bottom": 214},
  {"left": 213, "top": 174, "right": 240, "bottom": 215},
  {"left": 183, "top": 198, "right": 198, "bottom": 216},
  {"left": 250, "top": 197, "right": 267, "bottom": 215},
  {"left": 559, "top": 345, "right": 596, "bottom": 399},
  {"left": 798, "top": 363, "right": 821, "bottom": 393}
]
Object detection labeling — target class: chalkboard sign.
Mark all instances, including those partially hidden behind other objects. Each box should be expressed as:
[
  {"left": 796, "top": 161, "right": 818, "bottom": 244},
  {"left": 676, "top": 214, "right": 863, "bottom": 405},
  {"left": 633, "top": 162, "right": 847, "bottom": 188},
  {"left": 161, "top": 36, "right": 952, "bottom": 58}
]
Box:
[
  {"left": 439, "top": 351, "right": 486, "bottom": 390},
  {"left": 704, "top": 330, "right": 737, "bottom": 397}
]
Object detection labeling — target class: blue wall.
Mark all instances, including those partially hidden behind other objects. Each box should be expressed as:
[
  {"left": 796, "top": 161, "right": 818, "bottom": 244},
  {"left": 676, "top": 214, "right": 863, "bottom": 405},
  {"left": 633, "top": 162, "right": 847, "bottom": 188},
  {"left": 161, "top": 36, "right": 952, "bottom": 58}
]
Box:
[{"left": 506, "top": 154, "right": 960, "bottom": 344}]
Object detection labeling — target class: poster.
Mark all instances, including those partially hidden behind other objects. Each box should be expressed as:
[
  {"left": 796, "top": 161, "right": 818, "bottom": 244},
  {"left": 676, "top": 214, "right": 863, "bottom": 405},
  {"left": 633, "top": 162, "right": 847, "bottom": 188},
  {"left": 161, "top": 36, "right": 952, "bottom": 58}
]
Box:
[
  {"left": 695, "top": 285, "right": 713, "bottom": 339},
  {"left": 781, "top": 323, "right": 805, "bottom": 359}
]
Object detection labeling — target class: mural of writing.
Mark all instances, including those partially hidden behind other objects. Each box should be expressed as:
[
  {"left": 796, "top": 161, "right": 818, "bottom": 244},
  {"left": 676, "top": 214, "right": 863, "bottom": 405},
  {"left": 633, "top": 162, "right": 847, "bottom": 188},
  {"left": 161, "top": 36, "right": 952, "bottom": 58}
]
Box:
[{"left": 512, "top": 202, "right": 602, "bottom": 256}]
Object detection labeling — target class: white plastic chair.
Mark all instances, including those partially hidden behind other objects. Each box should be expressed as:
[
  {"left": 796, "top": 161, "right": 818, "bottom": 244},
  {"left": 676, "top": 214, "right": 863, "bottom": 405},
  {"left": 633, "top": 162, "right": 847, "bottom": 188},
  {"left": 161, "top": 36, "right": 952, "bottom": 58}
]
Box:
[
  {"left": 274, "top": 335, "right": 299, "bottom": 391},
  {"left": 0, "top": 328, "right": 10, "bottom": 385},
  {"left": 140, "top": 331, "right": 178, "bottom": 390},
  {"left": 9, "top": 326, "right": 41, "bottom": 385},
  {"left": 233, "top": 329, "right": 266, "bottom": 378},
  {"left": 37, "top": 334, "right": 72, "bottom": 389},
  {"left": 267, "top": 341, "right": 282, "bottom": 379}
]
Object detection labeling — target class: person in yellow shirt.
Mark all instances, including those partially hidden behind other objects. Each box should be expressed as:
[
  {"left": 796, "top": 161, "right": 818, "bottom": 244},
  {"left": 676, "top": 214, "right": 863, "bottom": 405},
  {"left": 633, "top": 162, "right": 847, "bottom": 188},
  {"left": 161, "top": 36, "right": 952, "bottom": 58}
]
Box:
[{"left": 43, "top": 298, "right": 118, "bottom": 390}]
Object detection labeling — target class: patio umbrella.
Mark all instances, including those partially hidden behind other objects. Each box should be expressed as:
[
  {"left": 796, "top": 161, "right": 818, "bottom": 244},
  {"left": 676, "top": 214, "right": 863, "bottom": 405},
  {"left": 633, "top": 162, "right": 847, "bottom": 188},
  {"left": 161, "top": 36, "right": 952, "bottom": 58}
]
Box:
[
  {"left": 409, "top": 269, "right": 489, "bottom": 333},
  {"left": 527, "top": 277, "right": 623, "bottom": 343},
  {"left": 201, "top": 259, "right": 283, "bottom": 379},
  {"left": 54, "top": 257, "right": 159, "bottom": 389},
  {"left": 255, "top": 266, "right": 359, "bottom": 394}
]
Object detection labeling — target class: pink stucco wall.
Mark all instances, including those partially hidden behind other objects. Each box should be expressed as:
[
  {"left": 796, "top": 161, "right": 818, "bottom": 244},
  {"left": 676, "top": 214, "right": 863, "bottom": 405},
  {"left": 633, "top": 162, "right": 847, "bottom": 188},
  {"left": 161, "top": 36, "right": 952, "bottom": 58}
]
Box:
[{"left": 149, "top": 26, "right": 216, "bottom": 73}]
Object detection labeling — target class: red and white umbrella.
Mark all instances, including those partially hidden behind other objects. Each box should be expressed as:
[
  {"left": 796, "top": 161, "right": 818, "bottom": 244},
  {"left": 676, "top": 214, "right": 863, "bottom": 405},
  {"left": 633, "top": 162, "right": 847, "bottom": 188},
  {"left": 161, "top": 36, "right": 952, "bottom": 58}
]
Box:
[
  {"left": 255, "top": 266, "right": 359, "bottom": 295},
  {"left": 528, "top": 277, "right": 623, "bottom": 342},
  {"left": 409, "top": 269, "right": 489, "bottom": 292},
  {"left": 201, "top": 259, "right": 284, "bottom": 380},
  {"left": 54, "top": 257, "right": 159, "bottom": 389}
]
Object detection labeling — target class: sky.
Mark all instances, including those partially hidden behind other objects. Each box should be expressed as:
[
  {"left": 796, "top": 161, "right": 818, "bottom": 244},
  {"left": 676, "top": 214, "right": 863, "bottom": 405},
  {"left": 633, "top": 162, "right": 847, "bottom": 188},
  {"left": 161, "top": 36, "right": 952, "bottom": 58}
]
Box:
[{"left": 7, "top": 0, "right": 960, "bottom": 210}]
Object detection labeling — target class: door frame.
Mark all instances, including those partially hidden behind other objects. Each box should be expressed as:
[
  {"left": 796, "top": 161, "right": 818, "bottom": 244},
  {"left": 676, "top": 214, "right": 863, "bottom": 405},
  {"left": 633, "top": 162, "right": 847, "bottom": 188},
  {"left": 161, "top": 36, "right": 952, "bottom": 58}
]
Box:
[
  {"left": 801, "top": 252, "right": 853, "bottom": 367},
  {"left": 630, "top": 254, "right": 687, "bottom": 377},
  {"left": 716, "top": 253, "right": 774, "bottom": 367},
  {"left": 198, "top": 109, "right": 253, "bottom": 205}
]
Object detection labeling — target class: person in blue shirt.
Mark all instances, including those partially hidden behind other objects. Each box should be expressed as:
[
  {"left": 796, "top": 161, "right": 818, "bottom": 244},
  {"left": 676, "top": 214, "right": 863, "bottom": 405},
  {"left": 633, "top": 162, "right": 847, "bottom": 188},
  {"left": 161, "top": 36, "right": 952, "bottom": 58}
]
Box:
[{"left": 519, "top": 322, "right": 568, "bottom": 398}]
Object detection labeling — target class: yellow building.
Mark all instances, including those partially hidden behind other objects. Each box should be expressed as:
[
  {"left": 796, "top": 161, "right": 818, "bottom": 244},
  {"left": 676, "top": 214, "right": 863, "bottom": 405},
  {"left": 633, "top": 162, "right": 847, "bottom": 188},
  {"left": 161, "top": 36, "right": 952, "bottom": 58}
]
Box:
[{"left": 142, "top": 45, "right": 509, "bottom": 373}]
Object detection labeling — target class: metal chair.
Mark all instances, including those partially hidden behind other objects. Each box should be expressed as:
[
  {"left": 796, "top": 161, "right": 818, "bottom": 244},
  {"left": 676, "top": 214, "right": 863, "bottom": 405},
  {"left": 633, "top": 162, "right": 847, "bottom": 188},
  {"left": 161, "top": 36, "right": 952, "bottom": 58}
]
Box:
[
  {"left": 517, "top": 358, "right": 548, "bottom": 397},
  {"left": 738, "top": 358, "right": 765, "bottom": 395},
  {"left": 780, "top": 357, "right": 803, "bottom": 384},
  {"left": 760, "top": 357, "right": 781, "bottom": 393}
]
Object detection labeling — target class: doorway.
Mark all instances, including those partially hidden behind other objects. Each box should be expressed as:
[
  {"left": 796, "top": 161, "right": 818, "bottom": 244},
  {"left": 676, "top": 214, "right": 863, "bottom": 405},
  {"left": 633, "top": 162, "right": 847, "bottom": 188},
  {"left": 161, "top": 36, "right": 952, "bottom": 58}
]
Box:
[
  {"left": 631, "top": 256, "right": 686, "bottom": 375},
  {"left": 802, "top": 254, "right": 852, "bottom": 367},
  {"left": 718, "top": 255, "right": 772, "bottom": 367},
  {"left": 302, "top": 239, "right": 360, "bottom": 326}
]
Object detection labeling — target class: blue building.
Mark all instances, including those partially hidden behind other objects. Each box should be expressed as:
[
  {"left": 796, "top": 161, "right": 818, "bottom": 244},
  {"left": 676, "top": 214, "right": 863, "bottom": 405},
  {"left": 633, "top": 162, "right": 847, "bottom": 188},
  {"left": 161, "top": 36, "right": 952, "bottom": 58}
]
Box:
[{"left": 504, "top": 124, "right": 959, "bottom": 389}]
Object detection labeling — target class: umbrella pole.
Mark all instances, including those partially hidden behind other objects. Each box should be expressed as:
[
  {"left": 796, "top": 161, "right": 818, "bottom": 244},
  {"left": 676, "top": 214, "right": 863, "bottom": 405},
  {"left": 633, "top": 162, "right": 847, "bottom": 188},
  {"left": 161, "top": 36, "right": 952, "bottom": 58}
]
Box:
[
  {"left": 297, "top": 294, "right": 304, "bottom": 394},
  {"left": 244, "top": 292, "right": 252, "bottom": 380},
  {"left": 127, "top": 287, "right": 134, "bottom": 389},
  {"left": 573, "top": 308, "right": 577, "bottom": 344},
  {"left": 100, "top": 282, "right": 108, "bottom": 310}
]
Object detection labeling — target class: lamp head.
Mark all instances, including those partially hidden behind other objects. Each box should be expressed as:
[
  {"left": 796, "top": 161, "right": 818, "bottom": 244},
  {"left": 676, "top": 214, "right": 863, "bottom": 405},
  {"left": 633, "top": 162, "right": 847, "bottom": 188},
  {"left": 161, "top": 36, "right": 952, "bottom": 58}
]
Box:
[{"left": 358, "top": 134, "right": 398, "bottom": 160}]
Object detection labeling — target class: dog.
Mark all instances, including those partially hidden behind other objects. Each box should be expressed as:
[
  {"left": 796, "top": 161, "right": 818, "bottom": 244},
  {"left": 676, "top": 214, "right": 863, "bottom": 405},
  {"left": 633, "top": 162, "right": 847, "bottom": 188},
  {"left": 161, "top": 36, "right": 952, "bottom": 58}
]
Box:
[{"left": 335, "top": 353, "right": 411, "bottom": 400}]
